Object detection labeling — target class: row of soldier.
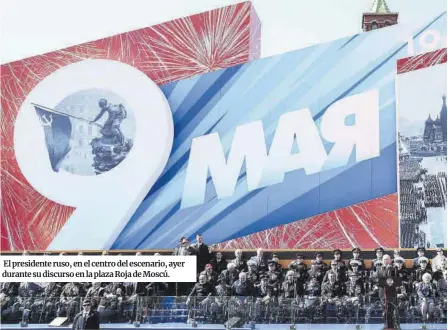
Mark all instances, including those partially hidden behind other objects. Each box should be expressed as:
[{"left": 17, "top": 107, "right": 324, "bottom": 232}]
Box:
[
  {"left": 1, "top": 246, "right": 446, "bottom": 324},
  {"left": 186, "top": 246, "right": 447, "bottom": 323}
]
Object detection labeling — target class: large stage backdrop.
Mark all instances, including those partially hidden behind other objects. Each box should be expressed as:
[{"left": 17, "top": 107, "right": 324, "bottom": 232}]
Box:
[{"left": 1, "top": 5, "right": 447, "bottom": 251}]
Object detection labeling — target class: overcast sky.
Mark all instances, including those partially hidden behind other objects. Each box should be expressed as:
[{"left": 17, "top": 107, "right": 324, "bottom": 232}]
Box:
[
  {"left": 398, "top": 63, "right": 447, "bottom": 124},
  {"left": 1, "top": 0, "right": 446, "bottom": 64}
]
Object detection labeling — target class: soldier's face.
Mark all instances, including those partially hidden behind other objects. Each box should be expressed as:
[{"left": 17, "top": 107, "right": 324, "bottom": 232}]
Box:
[
  {"left": 420, "top": 262, "right": 427, "bottom": 269},
  {"left": 197, "top": 236, "right": 203, "bottom": 244},
  {"left": 257, "top": 250, "right": 263, "bottom": 257},
  {"left": 287, "top": 275, "right": 293, "bottom": 283},
  {"left": 423, "top": 276, "right": 430, "bottom": 284},
  {"left": 236, "top": 251, "right": 242, "bottom": 258},
  {"left": 216, "top": 253, "right": 222, "bottom": 260},
  {"left": 268, "top": 264, "right": 275, "bottom": 270},
  {"left": 297, "top": 257, "right": 303, "bottom": 264},
  {"left": 240, "top": 275, "right": 246, "bottom": 283},
  {"left": 83, "top": 303, "right": 91, "bottom": 312},
  {"left": 376, "top": 251, "right": 383, "bottom": 258},
  {"left": 329, "top": 274, "right": 336, "bottom": 283},
  {"left": 437, "top": 250, "right": 443, "bottom": 256},
  {"left": 352, "top": 265, "right": 358, "bottom": 271},
  {"left": 334, "top": 254, "right": 341, "bottom": 260},
  {"left": 353, "top": 252, "right": 359, "bottom": 258},
  {"left": 418, "top": 251, "right": 424, "bottom": 257}
]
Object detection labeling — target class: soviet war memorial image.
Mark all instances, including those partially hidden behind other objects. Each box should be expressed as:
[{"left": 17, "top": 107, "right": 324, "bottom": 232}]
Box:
[{"left": 33, "top": 89, "right": 135, "bottom": 176}]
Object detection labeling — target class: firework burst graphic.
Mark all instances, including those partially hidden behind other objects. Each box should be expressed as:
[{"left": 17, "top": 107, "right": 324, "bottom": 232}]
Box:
[
  {"left": 218, "top": 194, "right": 399, "bottom": 249},
  {"left": 135, "top": 1, "right": 259, "bottom": 84},
  {"left": 397, "top": 48, "right": 447, "bottom": 74},
  {"left": 0, "top": 2, "right": 260, "bottom": 250}
]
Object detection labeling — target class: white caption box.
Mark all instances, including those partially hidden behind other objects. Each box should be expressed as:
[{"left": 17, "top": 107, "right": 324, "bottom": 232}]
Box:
[{"left": 0, "top": 256, "right": 197, "bottom": 282}]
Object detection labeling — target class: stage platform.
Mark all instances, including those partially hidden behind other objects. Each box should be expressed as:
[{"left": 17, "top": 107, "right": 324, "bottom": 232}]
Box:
[{"left": 1, "top": 324, "right": 446, "bottom": 330}]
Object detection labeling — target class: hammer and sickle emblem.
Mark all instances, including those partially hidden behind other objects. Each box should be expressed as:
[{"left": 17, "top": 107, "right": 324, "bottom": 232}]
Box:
[{"left": 39, "top": 114, "right": 53, "bottom": 127}]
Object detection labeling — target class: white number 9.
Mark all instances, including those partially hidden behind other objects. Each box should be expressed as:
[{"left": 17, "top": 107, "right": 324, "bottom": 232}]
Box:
[{"left": 14, "top": 60, "right": 174, "bottom": 250}]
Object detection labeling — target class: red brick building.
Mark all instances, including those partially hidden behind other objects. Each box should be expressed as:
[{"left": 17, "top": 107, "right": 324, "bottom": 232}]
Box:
[{"left": 362, "top": 0, "right": 399, "bottom": 32}]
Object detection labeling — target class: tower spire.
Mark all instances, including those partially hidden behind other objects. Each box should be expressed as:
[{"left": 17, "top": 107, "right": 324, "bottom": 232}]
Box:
[{"left": 370, "top": 0, "right": 391, "bottom": 14}]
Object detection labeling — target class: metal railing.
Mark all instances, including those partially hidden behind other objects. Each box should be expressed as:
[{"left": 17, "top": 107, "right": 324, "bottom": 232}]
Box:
[{"left": 1, "top": 293, "right": 446, "bottom": 325}]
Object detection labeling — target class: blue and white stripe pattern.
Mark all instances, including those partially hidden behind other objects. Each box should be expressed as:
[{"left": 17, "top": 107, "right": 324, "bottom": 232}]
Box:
[{"left": 111, "top": 13, "right": 447, "bottom": 249}]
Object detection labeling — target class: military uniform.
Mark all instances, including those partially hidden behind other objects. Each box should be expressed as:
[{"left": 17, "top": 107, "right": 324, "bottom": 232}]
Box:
[
  {"left": 347, "top": 280, "right": 363, "bottom": 297},
  {"left": 250, "top": 256, "right": 268, "bottom": 273},
  {"left": 321, "top": 281, "right": 344, "bottom": 299},
  {"left": 282, "top": 280, "right": 297, "bottom": 299},
  {"left": 85, "top": 283, "right": 106, "bottom": 308},
  {"left": 332, "top": 249, "right": 347, "bottom": 273},
  {"left": 288, "top": 260, "right": 308, "bottom": 278},
  {"left": 308, "top": 262, "right": 326, "bottom": 284},
  {"left": 231, "top": 280, "right": 254, "bottom": 296},
  {"left": 349, "top": 248, "right": 365, "bottom": 271},
  {"left": 219, "top": 268, "right": 239, "bottom": 287},
  {"left": 288, "top": 255, "right": 308, "bottom": 295},
  {"left": 255, "top": 281, "right": 271, "bottom": 298},
  {"left": 247, "top": 270, "right": 260, "bottom": 285},
  {"left": 322, "top": 267, "right": 346, "bottom": 285},
  {"left": 436, "top": 276, "right": 447, "bottom": 299},
  {"left": 231, "top": 257, "right": 248, "bottom": 273},
  {"left": 414, "top": 257, "right": 433, "bottom": 284},
  {"left": 214, "top": 282, "right": 231, "bottom": 297},
  {"left": 210, "top": 254, "right": 228, "bottom": 274},
  {"left": 413, "top": 247, "right": 430, "bottom": 270},
  {"left": 371, "top": 247, "right": 385, "bottom": 272},
  {"left": 38, "top": 282, "right": 63, "bottom": 321},
  {"left": 417, "top": 281, "right": 436, "bottom": 302},
  {"left": 189, "top": 282, "right": 214, "bottom": 298},
  {"left": 264, "top": 260, "right": 282, "bottom": 282},
  {"left": 305, "top": 278, "right": 321, "bottom": 297},
  {"left": 348, "top": 259, "right": 365, "bottom": 288},
  {"left": 200, "top": 269, "right": 219, "bottom": 287},
  {"left": 392, "top": 257, "right": 411, "bottom": 289},
  {"left": 59, "top": 283, "right": 84, "bottom": 319},
  {"left": 266, "top": 277, "right": 281, "bottom": 297}
]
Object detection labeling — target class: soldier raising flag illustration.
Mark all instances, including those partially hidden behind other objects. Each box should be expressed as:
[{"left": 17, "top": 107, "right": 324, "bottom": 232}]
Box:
[{"left": 34, "top": 99, "right": 133, "bottom": 175}]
